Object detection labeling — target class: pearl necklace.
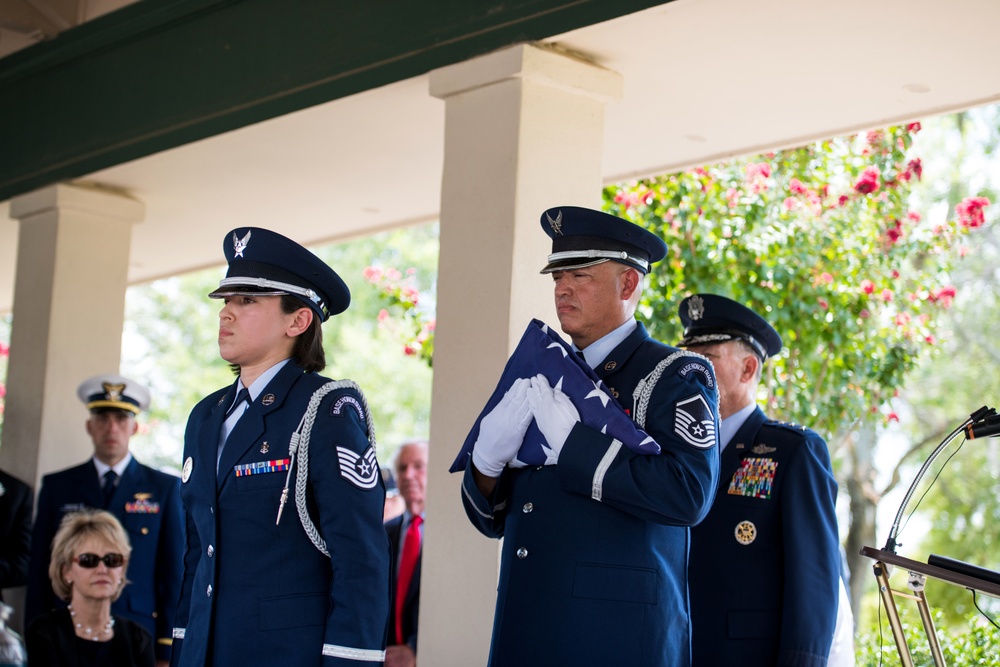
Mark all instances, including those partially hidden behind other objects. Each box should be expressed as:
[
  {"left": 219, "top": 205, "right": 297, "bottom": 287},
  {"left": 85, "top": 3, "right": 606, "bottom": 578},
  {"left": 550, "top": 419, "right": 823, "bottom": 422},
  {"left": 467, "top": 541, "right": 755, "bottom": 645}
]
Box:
[{"left": 67, "top": 603, "right": 115, "bottom": 641}]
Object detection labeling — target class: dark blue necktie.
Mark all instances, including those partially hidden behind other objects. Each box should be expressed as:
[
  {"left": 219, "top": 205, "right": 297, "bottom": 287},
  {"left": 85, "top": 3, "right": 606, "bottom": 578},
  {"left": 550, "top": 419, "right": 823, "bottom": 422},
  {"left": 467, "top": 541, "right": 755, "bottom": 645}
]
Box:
[
  {"left": 102, "top": 470, "right": 118, "bottom": 508},
  {"left": 225, "top": 388, "right": 251, "bottom": 418}
]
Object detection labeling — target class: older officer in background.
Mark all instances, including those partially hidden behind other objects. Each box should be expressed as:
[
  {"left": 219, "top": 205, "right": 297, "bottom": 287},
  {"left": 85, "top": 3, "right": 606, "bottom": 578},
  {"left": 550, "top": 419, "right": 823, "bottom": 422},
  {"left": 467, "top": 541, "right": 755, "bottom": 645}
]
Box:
[
  {"left": 26, "top": 375, "right": 184, "bottom": 666},
  {"left": 170, "top": 228, "right": 389, "bottom": 667},
  {"left": 462, "top": 206, "right": 720, "bottom": 667},
  {"left": 384, "top": 440, "right": 428, "bottom": 667},
  {"left": 678, "top": 294, "right": 843, "bottom": 667}
]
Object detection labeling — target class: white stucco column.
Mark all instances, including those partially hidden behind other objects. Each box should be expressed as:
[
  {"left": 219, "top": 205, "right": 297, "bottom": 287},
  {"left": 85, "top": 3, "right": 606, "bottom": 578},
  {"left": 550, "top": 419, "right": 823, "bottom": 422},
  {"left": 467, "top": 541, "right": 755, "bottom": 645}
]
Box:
[
  {"left": 0, "top": 183, "right": 144, "bottom": 490},
  {"left": 421, "top": 44, "right": 622, "bottom": 665}
]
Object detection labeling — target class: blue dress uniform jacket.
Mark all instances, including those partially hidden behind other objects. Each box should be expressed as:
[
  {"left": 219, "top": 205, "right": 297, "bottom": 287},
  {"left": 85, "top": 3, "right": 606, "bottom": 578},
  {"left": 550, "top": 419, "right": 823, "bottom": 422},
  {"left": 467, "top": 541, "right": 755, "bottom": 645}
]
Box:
[
  {"left": 0, "top": 469, "right": 33, "bottom": 597},
  {"left": 688, "top": 407, "right": 840, "bottom": 667},
  {"left": 26, "top": 457, "right": 184, "bottom": 660},
  {"left": 171, "top": 362, "right": 390, "bottom": 667},
  {"left": 462, "top": 322, "right": 720, "bottom": 667},
  {"left": 384, "top": 514, "right": 420, "bottom": 653}
]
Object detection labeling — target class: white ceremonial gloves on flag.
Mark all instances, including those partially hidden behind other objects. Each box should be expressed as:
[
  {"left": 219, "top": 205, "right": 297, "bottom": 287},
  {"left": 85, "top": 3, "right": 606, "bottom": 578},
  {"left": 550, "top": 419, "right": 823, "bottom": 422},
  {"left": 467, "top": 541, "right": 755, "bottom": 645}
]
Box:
[
  {"left": 527, "top": 374, "right": 581, "bottom": 465},
  {"left": 472, "top": 377, "right": 533, "bottom": 477}
]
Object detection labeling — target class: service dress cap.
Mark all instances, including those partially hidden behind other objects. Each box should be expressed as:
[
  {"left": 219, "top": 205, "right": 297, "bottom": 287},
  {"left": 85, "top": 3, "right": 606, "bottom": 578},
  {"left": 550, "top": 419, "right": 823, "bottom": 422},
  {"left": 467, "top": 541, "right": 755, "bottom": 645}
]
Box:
[
  {"left": 539, "top": 206, "right": 668, "bottom": 275},
  {"left": 77, "top": 373, "right": 151, "bottom": 414},
  {"left": 678, "top": 293, "right": 782, "bottom": 361},
  {"left": 208, "top": 227, "right": 350, "bottom": 321}
]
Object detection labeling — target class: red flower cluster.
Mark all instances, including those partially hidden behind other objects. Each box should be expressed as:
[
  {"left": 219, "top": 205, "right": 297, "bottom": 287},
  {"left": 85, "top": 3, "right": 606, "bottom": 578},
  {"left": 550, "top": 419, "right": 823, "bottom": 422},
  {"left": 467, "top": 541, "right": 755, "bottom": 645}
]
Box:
[
  {"left": 854, "top": 167, "right": 881, "bottom": 194},
  {"left": 955, "top": 196, "right": 990, "bottom": 228},
  {"left": 926, "top": 285, "right": 957, "bottom": 308},
  {"left": 613, "top": 189, "right": 654, "bottom": 209},
  {"left": 744, "top": 162, "right": 772, "bottom": 193},
  {"left": 885, "top": 218, "right": 904, "bottom": 245}
]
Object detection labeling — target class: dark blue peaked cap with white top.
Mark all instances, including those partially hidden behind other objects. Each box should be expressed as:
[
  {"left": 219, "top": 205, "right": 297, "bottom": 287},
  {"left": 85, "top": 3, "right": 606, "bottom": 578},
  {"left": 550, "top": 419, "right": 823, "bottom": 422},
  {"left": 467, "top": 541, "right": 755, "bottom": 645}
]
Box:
[
  {"left": 539, "top": 205, "right": 668, "bottom": 275},
  {"left": 678, "top": 293, "right": 782, "bottom": 361},
  {"left": 208, "top": 227, "right": 350, "bottom": 321}
]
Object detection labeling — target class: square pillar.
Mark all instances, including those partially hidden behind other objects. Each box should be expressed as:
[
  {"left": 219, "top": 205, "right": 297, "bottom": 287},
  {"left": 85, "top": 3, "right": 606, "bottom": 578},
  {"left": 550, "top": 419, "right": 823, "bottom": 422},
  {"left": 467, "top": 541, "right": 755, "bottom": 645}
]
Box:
[
  {"left": 0, "top": 183, "right": 144, "bottom": 488},
  {"left": 421, "top": 43, "right": 622, "bottom": 665}
]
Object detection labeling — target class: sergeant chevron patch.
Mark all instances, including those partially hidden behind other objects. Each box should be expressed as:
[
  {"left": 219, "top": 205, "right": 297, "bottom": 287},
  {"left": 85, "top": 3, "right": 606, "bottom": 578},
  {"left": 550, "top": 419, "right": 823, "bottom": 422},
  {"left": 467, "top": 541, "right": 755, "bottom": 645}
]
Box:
[
  {"left": 336, "top": 446, "right": 379, "bottom": 489},
  {"left": 674, "top": 394, "right": 716, "bottom": 448}
]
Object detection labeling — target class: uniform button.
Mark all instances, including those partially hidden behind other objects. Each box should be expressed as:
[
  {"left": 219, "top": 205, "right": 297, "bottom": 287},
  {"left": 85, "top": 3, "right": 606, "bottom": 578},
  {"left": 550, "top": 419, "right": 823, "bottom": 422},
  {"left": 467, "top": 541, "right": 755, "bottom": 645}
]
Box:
[
  {"left": 207, "top": 545, "right": 215, "bottom": 557},
  {"left": 516, "top": 547, "right": 528, "bottom": 559},
  {"left": 141, "top": 527, "right": 149, "bottom": 535},
  {"left": 206, "top": 585, "right": 213, "bottom": 597},
  {"left": 210, "top": 506, "right": 214, "bottom": 514},
  {"left": 522, "top": 503, "right": 533, "bottom": 513}
]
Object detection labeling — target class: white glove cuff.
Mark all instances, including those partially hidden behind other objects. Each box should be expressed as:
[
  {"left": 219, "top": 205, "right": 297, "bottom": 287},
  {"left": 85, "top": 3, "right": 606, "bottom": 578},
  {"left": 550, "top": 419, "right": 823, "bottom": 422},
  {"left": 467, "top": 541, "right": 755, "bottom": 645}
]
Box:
[{"left": 472, "top": 448, "right": 504, "bottom": 478}]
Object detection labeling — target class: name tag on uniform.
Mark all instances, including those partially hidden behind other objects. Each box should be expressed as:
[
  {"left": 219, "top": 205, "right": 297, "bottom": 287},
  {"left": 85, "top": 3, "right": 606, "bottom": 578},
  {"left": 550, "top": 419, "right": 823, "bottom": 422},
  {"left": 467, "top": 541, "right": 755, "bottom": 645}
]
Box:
[{"left": 234, "top": 459, "right": 291, "bottom": 477}]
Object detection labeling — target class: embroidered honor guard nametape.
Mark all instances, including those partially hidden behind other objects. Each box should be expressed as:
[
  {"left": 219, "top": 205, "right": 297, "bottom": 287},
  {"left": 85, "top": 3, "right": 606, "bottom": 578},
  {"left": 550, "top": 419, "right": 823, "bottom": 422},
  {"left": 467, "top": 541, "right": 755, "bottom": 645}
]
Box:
[
  {"left": 234, "top": 459, "right": 291, "bottom": 477},
  {"left": 728, "top": 457, "right": 778, "bottom": 499},
  {"left": 337, "top": 446, "right": 378, "bottom": 489}
]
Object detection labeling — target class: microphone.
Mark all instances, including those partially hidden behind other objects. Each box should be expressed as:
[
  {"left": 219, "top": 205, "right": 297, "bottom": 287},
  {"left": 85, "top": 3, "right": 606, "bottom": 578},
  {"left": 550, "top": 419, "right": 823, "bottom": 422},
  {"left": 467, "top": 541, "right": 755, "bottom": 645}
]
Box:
[
  {"left": 966, "top": 413, "right": 1000, "bottom": 439},
  {"left": 883, "top": 406, "right": 993, "bottom": 553}
]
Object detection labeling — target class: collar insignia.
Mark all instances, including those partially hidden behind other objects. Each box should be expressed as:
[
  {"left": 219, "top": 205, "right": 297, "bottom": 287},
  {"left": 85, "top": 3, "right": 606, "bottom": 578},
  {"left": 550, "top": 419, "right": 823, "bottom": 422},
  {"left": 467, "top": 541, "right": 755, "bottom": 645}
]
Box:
[
  {"left": 102, "top": 382, "right": 126, "bottom": 401},
  {"left": 233, "top": 230, "right": 252, "bottom": 258},
  {"left": 688, "top": 294, "right": 705, "bottom": 321},
  {"left": 546, "top": 210, "right": 564, "bottom": 235}
]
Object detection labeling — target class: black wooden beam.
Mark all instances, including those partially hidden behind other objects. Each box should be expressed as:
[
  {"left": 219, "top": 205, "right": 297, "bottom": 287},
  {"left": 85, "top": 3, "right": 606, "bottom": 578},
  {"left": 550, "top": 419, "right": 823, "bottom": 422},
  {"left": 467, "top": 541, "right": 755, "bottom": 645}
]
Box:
[{"left": 0, "top": 0, "right": 670, "bottom": 202}]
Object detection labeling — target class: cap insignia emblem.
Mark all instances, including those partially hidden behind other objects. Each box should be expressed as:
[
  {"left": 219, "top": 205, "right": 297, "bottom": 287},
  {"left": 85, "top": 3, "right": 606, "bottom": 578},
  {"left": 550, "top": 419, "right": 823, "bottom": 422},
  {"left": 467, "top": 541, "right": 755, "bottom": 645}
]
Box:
[
  {"left": 688, "top": 295, "right": 705, "bottom": 321},
  {"left": 546, "top": 210, "right": 564, "bottom": 236},
  {"left": 232, "top": 230, "right": 252, "bottom": 258},
  {"left": 102, "top": 382, "right": 126, "bottom": 401}
]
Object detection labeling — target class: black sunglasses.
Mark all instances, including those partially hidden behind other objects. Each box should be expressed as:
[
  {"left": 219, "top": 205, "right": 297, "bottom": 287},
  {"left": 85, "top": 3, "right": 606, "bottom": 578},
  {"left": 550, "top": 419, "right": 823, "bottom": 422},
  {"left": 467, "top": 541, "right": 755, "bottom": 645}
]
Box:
[{"left": 74, "top": 553, "right": 126, "bottom": 569}]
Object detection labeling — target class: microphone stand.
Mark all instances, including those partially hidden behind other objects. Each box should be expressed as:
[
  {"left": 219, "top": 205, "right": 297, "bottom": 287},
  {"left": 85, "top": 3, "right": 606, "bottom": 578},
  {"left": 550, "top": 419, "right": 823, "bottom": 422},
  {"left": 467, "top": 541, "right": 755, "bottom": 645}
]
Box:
[{"left": 882, "top": 405, "right": 993, "bottom": 554}]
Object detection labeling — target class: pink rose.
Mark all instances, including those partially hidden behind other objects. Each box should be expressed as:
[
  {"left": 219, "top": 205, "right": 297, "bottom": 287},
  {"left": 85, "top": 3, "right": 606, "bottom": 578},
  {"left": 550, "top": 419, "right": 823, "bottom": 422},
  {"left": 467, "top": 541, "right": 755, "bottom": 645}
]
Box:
[
  {"left": 860, "top": 279, "right": 875, "bottom": 295},
  {"left": 956, "top": 196, "right": 990, "bottom": 228},
  {"left": 854, "top": 166, "right": 881, "bottom": 195}
]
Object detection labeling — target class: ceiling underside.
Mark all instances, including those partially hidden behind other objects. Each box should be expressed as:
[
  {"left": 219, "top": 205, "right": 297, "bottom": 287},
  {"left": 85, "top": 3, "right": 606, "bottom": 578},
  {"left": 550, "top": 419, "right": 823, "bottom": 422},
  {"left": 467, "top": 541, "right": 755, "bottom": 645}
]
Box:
[{"left": 2, "top": 0, "right": 998, "bottom": 313}]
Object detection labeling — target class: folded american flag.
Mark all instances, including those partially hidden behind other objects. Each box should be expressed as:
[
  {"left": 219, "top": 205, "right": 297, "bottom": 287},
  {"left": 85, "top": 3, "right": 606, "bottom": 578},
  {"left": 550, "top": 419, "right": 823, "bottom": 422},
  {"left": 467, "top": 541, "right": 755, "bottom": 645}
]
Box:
[{"left": 449, "top": 319, "right": 659, "bottom": 473}]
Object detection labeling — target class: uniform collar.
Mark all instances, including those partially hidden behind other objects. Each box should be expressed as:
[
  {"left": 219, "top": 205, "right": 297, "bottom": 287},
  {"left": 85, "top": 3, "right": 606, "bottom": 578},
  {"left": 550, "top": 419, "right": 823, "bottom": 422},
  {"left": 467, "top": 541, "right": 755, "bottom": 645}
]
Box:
[
  {"left": 93, "top": 452, "right": 133, "bottom": 478},
  {"left": 575, "top": 319, "right": 637, "bottom": 369},
  {"left": 719, "top": 402, "right": 757, "bottom": 451}
]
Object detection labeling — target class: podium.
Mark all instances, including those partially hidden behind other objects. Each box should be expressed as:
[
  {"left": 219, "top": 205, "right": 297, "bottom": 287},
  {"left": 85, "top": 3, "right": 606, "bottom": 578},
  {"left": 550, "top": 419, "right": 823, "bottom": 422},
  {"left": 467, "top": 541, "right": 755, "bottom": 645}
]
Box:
[{"left": 860, "top": 546, "right": 1000, "bottom": 666}]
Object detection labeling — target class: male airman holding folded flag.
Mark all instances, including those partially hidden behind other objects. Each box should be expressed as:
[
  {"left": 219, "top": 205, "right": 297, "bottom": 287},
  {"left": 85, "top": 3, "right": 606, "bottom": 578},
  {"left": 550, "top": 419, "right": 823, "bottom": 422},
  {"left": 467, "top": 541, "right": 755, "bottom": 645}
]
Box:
[{"left": 457, "top": 205, "right": 721, "bottom": 667}]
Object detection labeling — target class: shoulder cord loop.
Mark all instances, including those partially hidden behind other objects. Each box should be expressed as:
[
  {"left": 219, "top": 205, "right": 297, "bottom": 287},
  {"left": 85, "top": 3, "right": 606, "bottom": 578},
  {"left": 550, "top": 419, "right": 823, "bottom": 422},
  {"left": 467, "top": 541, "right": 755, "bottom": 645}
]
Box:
[
  {"left": 276, "top": 380, "right": 377, "bottom": 557},
  {"left": 632, "top": 350, "right": 719, "bottom": 430}
]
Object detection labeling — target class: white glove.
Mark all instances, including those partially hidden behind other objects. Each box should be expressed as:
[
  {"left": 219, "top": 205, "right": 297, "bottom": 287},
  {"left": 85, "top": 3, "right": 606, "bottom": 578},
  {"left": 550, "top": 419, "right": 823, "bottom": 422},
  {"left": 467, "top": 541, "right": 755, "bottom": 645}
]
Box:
[
  {"left": 471, "top": 378, "right": 533, "bottom": 477},
  {"left": 527, "top": 374, "right": 581, "bottom": 465}
]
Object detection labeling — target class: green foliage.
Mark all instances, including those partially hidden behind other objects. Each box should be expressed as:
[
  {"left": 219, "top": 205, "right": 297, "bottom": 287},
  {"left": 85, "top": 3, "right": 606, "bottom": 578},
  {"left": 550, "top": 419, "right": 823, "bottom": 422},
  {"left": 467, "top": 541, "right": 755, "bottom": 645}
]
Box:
[
  {"left": 856, "top": 605, "right": 999, "bottom": 666},
  {"left": 605, "top": 124, "right": 984, "bottom": 441},
  {"left": 884, "top": 107, "right": 1000, "bottom": 625}
]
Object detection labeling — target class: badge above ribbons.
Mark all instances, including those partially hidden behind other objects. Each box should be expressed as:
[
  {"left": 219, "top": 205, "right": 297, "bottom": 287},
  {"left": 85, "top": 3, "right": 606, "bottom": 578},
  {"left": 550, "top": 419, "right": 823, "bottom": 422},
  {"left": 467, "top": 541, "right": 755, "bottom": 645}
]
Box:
[{"left": 449, "top": 319, "right": 660, "bottom": 473}]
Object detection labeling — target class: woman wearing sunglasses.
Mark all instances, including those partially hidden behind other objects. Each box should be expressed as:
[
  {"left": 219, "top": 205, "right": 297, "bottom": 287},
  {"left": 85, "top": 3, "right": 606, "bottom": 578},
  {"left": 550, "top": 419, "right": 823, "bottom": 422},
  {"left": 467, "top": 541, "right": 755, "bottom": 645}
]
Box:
[{"left": 26, "top": 509, "right": 154, "bottom": 667}]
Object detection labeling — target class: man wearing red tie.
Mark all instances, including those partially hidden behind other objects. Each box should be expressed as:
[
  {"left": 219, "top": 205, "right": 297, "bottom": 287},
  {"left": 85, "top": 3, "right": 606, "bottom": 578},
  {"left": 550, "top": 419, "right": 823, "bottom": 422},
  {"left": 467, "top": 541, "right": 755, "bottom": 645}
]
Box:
[{"left": 384, "top": 440, "right": 428, "bottom": 667}]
